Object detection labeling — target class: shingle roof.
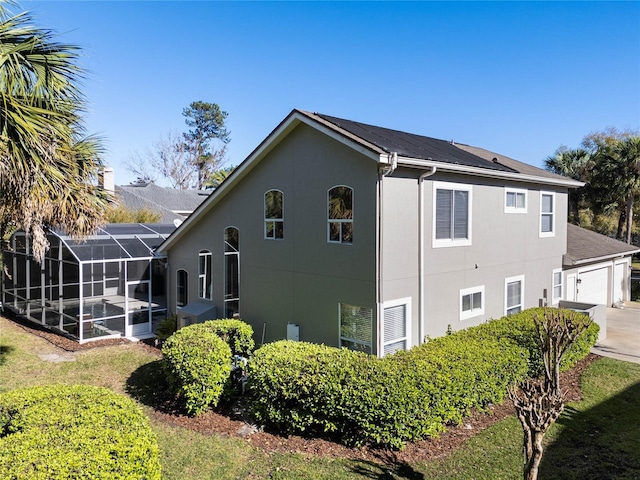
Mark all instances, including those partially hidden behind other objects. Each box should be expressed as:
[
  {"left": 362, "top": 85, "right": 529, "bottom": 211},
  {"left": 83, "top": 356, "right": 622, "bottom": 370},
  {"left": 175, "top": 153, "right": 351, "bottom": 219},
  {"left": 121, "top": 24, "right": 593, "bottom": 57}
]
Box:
[
  {"left": 453, "top": 143, "right": 572, "bottom": 183},
  {"left": 115, "top": 184, "right": 209, "bottom": 224},
  {"left": 315, "top": 113, "right": 516, "bottom": 173},
  {"left": 565, "top": 223, "right": 640, "bottom": 266}
]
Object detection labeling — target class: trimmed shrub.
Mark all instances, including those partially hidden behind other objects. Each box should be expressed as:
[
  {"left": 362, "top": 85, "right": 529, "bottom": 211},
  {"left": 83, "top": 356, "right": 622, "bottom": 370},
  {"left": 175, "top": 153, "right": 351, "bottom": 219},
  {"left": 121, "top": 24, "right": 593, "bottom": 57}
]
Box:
[
  {"left": 247, "top": 307, "right": 596, "bottom": 450},
  {"left": 463, "top": 307, "right": 599, "bottom": 377},
  {"left": 202, "top": 318, "right": 255, "bottom": 357},
  {"left": 155, "top": 314, "right": 178, "bottom": 342},
  {"left": 247, "top": 337, "right": 528, "bottom": 449},
  {"left": 162, "top": 323, "right": 232, "bottom": 415},
  {"left": 0, "top": 384, "right": 161, "bottom": 479}
]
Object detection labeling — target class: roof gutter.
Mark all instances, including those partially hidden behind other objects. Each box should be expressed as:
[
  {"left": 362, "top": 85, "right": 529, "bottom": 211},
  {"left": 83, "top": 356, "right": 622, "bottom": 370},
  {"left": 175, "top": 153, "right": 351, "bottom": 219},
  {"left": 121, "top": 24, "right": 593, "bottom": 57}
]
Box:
[
  {"left": 565, "top": 249, "right": 640, "bottom": 266},
  {"left": 398, "top": 156, "right": 584, "bottom": 188}
]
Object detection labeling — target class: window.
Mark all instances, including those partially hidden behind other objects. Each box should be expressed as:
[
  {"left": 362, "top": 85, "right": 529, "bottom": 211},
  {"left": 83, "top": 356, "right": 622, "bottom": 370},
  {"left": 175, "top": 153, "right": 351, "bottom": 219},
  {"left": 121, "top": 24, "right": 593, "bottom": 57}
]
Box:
[
  {"left": 433, "top": 182, "right": 472, "bottom": 247},
  {"left": 505, "top": 275, "right": 525, "bottom": 316},
  {"left": 505, "top": 188, "right": 527, "bottom": 213},
  {"left": 176, "top": 269, "right": 188, "bottom": 308},
  {"left": 198, "top": 250, "right": 212, "bottom": 300},
  {"left": 552, "top": 269, "right": 563, "bottom": 304},
  {"left": 382, "top": 298, "right": 411, "bottom": 355},
  {"left": 328, "top": 186, "right": 353, "bottom": 244},
  {"left": 339, "top": 303, "right": 372, "bottom": 354},
  {"left": 460, "top": 286, "right": 484, "bottom": 320},
  {"left": 224, "top": 227, "right": 239, "bottom": 317},
  {"left": 540, "top": 192, "right": 555, "bottom": 237},
  {"left": 264, "top": 190, "right": 284, "bottom": 239}
]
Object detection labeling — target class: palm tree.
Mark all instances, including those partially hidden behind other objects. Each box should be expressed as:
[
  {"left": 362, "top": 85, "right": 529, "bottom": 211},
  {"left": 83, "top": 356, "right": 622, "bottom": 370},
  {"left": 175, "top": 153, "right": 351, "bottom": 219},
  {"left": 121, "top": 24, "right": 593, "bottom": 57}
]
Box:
[
  {"left": 544, "top": 148, "right": 592, "bottom": 224},
  {"left": 0, "top": 4, "right": 110, "bottom": 261},
  {"left": 203, "top": 166, "right": 235, "bottom": 189},
  {"left": 592, "top": 137, "right": 640, "bottom": 243}
]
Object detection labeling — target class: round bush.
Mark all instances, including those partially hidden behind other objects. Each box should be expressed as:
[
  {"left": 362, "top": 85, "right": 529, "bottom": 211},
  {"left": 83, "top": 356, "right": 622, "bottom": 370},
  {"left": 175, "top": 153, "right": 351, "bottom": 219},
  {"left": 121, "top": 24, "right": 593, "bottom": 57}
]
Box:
[
  {"left": 202, "top": 318, "right": 254, "bottom": 357},
  {"left": 162, "top": 323, "right": 232, "bottom": 415},
  {"left": 0, "top": 384, "right": 161, "bottom": 480}
]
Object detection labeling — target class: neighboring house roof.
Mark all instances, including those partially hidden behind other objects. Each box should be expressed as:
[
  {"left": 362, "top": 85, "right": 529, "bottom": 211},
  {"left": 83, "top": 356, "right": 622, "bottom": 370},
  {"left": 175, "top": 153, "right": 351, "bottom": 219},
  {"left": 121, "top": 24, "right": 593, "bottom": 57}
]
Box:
[
  {"left": 158, "top": 109, "right": 582, "bottom": 253},
  {"left": 115, "top": 183, "right": 209, "bottom": 224},
  {"left": 564, "top": 223, "right": 640, "bottom": 267}
]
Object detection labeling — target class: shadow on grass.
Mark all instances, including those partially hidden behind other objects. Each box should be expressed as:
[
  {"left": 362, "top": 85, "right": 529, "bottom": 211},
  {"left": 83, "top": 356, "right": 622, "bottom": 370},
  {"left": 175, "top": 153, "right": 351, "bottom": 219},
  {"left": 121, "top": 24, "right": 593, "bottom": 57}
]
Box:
[
  {"left": 539, "top": 381, "right": 640, "bottom": 479},
  {"left": 125, "top": 360, "right": 181, "bottom": 414},
  {"left": 0, "top": 345, "right": 14, "bottom": 366},
  {"left": 346, "top": 459, "right": 424, "bottom": 480}
]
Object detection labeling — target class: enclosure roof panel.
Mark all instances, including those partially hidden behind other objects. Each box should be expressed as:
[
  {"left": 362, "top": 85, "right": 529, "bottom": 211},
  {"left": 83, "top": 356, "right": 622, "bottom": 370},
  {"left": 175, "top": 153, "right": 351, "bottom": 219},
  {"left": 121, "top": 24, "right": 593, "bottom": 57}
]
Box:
[{"left": 49, "top": 223, "right": 176, "bottom": 262}]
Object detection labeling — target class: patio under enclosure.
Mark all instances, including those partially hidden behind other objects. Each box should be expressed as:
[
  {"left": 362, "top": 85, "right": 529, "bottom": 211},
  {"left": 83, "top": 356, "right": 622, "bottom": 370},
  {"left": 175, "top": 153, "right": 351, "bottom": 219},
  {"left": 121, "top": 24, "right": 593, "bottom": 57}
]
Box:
[{"left": 2, "top": 224, "right": 175, "bottom": 343}]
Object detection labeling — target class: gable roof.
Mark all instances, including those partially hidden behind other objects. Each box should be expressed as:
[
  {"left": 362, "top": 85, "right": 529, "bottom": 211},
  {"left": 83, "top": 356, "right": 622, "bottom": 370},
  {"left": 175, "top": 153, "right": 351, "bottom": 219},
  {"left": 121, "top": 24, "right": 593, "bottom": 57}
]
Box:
[
  {"left": 157, "top": 109, "right": 582, "bottom": 253},
  {"left": 564, "top": 223, "right": 640, "bottom": 266},
  {"left": 116, "top": 183, "right": 209, "bottom": 224}
]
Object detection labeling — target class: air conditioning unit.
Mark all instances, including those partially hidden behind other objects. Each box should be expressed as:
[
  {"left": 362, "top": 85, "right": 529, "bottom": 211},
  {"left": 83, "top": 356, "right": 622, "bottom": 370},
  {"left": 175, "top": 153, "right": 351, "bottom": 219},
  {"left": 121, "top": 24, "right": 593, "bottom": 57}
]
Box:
[{"left": 177, "top": 302, "right": 216, "bottom": 329}]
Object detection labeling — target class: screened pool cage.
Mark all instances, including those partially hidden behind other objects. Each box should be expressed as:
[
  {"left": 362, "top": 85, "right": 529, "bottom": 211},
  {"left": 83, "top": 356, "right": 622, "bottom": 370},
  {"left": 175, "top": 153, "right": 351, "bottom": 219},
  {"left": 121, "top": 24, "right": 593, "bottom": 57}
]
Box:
[{"left": 2, "top": 224, "right": 175, "bottom": 343}]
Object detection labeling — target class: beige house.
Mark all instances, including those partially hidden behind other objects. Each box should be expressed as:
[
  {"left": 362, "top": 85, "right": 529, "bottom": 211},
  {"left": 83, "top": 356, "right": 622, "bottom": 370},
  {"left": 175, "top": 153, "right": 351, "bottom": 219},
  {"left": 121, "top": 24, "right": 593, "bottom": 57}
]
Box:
[{"left": 157, "top": 109, "right": 611, "bottom": 356}]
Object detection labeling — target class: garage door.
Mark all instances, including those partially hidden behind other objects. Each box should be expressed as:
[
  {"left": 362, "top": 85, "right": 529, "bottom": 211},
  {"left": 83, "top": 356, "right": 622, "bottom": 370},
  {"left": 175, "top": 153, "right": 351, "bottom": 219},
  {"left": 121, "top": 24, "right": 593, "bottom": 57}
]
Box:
[{"left": 577, "top": 267, "right": 608, "bottom": 305}]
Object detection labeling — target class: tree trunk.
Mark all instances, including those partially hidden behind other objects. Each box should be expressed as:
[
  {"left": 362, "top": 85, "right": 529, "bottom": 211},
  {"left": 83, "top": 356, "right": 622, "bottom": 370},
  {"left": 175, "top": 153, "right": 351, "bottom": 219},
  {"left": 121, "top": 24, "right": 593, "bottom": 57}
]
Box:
[
  {"left": 616, "top": 209, "right": 626, "bottom": 240},
  {"left": 524, "top": 430, "right": 545, "bottom": 480},
  {"left": 625, "top": 195, "right": 634, "bottom": 244}
]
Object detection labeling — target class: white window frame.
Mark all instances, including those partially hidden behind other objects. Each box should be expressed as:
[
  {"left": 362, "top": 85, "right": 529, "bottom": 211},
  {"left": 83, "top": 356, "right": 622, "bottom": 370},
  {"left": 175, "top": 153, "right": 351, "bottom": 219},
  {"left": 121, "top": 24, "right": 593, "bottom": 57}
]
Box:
[
  {"left": 505, "top": 275, "right": 525, "bottom": 316},
  {"left": 328, "top": 185, "right": 354, "bottom": 245},
  {"left": 381, "top": 297, "right": 411, "bottom": 356},
  {"left": 551, "top": 268, "right": 563, "bottom": 305},
  {"left": 460, "top": 285, "right": 485, "bottom": 321},
  {"left": 432, "top": 181, "right": 472, "bottom": 248},
  {"left": 338, "top": 303, "right": 372, "bottom": 354},
  {"left": 264, "top": 189, "right": 284, "bottom": 240},
  {"left": 504, "top": 187, "right": 527, "bottom": 214},
  {"left": 198, "top": 250, "right": 212, "bottom": 300},
  {"left": 539, "top": 191, "right": 556, "bottom": 237}
]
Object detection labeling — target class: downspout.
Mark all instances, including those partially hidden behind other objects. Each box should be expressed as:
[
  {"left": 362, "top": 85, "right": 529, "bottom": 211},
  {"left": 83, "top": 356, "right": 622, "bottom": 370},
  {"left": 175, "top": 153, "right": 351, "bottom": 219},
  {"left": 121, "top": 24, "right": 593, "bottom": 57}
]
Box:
[
  {"left": 377, "top": 152, "right": 397, "bottom": 356},
  {"left": 418, "top": 166, "right": 437, "bottom": 344}
]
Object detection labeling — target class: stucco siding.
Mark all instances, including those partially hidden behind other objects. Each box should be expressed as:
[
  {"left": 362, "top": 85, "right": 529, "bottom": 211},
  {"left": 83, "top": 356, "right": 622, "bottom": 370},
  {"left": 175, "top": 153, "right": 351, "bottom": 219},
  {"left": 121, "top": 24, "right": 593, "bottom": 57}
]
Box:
[
  {"left": 381, "top": 169, "right": 568, "bottom": 341},
  {"left": 166, "top": 123, "right": 378, "bottom": 347}
]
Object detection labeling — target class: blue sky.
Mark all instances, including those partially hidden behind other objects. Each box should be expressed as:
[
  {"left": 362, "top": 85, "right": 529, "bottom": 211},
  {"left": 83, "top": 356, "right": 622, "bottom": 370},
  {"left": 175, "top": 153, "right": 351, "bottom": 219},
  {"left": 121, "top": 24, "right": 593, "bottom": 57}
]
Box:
[{"left": 20, "top": 1, "right": 640, "bottom": 186}]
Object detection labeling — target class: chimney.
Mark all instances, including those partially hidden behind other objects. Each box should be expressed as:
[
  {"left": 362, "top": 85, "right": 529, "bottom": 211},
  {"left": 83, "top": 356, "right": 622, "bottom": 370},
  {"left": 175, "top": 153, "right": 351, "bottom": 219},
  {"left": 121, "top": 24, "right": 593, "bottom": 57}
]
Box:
[{"left": 100, "top": 167, "right": 115, "bottom": 193}]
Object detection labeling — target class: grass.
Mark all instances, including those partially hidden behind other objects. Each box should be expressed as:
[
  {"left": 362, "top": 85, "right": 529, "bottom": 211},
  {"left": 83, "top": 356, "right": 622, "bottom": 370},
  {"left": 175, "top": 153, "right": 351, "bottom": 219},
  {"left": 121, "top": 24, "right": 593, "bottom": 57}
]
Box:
[{"left": 1, "top": 316, "right": 639, "bottom": 479}]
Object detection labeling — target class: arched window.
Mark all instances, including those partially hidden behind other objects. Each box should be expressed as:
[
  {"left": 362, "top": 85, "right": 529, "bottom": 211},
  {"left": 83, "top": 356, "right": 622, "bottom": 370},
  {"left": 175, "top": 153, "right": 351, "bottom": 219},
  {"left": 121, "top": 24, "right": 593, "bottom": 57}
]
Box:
[
  {"left": 264, "top": 190, "right": 284, "bottom": 240},
  {"left": 224, "top": 227, "right": 239, "bottom": 317},
  {"left": 198, "top": 250, "right": 212, "bottom": 300},
  {"left": 328, "top": 186, "right": 353, "bottom": 244},
  {"left": 176, "top": 269, "right": 188, "bottom": 308}
]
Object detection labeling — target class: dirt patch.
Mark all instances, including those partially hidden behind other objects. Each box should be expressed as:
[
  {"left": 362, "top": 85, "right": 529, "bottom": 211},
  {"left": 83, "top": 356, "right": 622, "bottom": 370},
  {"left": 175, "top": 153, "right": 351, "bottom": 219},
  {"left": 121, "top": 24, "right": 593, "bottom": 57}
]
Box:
[{"left": 6, "top": 314, "right": 597, "bottom": 466}]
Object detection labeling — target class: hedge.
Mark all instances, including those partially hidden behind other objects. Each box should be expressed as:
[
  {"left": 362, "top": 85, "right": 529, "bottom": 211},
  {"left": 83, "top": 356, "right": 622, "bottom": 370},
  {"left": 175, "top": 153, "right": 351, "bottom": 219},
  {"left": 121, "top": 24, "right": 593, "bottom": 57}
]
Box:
[
  {"left": 248, "top": 337, "right": 528, "bottom": 449},
  {"left": 0, "top": 385, "right": 161, "bottom": 479},
  {"left": 162, "top": 324, "right": 232, "bottom": 415},
  {"left": 247, "top": 307, "right": 599, "bottom": 449},
  {"left": 461, "top": 307, "right": 599, "bottom": 377},
  {"left": 200, "top": 318, "right": 255, "bottom": 357}
]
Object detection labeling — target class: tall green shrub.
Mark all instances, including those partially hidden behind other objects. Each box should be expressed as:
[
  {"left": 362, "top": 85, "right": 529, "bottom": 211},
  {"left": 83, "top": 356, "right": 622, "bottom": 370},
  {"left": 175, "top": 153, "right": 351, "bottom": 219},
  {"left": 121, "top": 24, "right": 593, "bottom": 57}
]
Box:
[
  {"left": 202, "top": 319, "right": 254, "bottom": 357},
  {"left": 162, "top": 324, "right": 232, "bottom": 415},
  {"left": 0, "top": 385, "right": 161, "bottom": 479}
]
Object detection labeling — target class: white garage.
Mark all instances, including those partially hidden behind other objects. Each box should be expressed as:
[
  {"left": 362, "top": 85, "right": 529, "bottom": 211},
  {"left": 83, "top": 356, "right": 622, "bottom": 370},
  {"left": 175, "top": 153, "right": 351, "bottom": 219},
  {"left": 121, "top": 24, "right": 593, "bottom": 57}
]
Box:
[
  {"left": 564, "top": 224, "right": 639, "bottom": 307},
  {"left": 577, "top": 266, "right": 609, "bottom": 305}
]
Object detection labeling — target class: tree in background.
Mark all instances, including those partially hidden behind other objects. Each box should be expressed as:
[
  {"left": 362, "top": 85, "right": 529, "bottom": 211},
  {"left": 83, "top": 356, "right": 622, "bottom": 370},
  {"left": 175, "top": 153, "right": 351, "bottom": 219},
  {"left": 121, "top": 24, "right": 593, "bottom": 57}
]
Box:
[
  {"left": 545, "top": 128, "right": 640, "bottom": 243},
  {"left": 106, "top": 205, "right": 161, "bottom": 224},
  {"left": 183, "top": 101, "right": 230, "bottom": 189},
  {"left": 0, "top": 2, "right": 110, "bottom": 262},
  {"left": 544, "top": 147, "right": 592, "bottom": 224},
  {"left": 203, "top": 165, "right": 235, "bottom": 189},
  {"left": 127, "top": 101, "right": 230, "bottom": 189}
]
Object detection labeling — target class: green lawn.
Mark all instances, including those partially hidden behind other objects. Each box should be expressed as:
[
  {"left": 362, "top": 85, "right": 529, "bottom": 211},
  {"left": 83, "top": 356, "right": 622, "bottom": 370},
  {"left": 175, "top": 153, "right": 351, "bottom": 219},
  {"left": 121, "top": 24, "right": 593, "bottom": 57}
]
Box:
[{"left": 1, "top": 317, "right": 639, "bottom": 479}]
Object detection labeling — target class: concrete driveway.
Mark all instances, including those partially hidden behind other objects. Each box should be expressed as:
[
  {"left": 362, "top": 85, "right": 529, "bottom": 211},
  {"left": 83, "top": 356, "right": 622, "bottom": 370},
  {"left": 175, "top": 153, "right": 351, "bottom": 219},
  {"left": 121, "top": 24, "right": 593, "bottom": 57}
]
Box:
[{"left": 591, "top": 302, "right": 640, "bottom": 364}]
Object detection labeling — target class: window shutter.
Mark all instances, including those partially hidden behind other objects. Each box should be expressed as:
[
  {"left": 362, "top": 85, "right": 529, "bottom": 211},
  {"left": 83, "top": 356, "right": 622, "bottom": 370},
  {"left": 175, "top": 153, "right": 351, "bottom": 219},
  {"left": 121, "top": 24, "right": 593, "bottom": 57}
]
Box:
[
  {"left": 383, "top": 304, "right": 406, "bottom": 355},
  {"left": 435, "top": 189, "right": 452, "bottom": 239},
  {"left": 453, "top": 190, "right": 469, "bottom": 239}
]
